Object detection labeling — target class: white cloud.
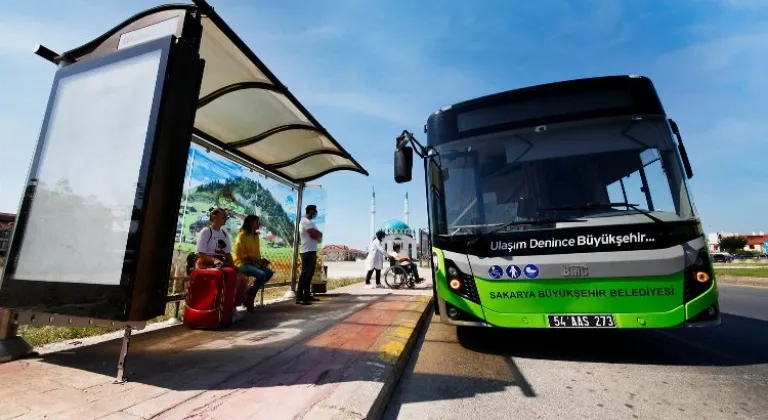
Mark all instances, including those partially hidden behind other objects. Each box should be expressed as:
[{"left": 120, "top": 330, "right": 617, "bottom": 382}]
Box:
[
  {"left": 299, "top": 24, "right": 346, "bottom": 39},
  {"left": 699, "top": 119, "right": 765, "bottom": 145},
  {"left": 299, "top": 90, "right": 414, "bottom": 126},
  {"left": 724, "top": 0, "right": 768, "bottom": 8},
  {"left": 657, "top": 30, "right": 768, "bottom": 75},
  {"left": 693, "top": 179, "right": 768, "bottom": 232},
  {"left": 645, "top": 19, "right": 768, "bottom": 233},
  {"left": 0, "top": 12, "right": 106, "bottom": 58},
  {"left": 0, "top": 116, "right": 36, "bottom": 212},
  {"left": 653, "top": 24, "right": 768, "bottom": 121},
  {"left": 684, "top": 118, "right": 766, "bottom": 180},
  {"left": 217, "top": 5, "right": 494, "bottom": 129}
]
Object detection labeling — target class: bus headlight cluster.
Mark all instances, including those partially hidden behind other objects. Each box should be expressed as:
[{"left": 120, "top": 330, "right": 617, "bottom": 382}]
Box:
[
  {"left": 447, "top": 266, "right": 462, "bottom": 290},
  {"left": 447, "top": 266, "right": 464, "bottom": 290},
  {"left": 684, "top": 249, "right": 714, "bottom": 303},
  {"left": 443, "top": 259, "right": 480, "bottom": 304}
]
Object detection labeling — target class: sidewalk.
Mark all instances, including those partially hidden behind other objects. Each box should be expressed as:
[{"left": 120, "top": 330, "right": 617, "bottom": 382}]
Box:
[
  {"left": 0, "top": 285, "right": 432, "bottom": 420},
  {"left": 325, "top": 261, "right": 433, "bottom": 283}
]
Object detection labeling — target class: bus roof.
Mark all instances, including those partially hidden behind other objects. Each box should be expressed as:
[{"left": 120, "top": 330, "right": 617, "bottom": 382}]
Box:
[
  {"left": 427, "top": 75, "right": 667, "bottom": 140},
  {"left": 434, "top": 75, "right": 660, "bottom": 115}
]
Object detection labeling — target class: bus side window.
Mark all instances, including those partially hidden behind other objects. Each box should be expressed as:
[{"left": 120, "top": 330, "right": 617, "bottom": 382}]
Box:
[
  {"left": 430, "top": 187, "right": 447, "bottom": 233},
  {"left": 640, "top": 150, "right": 678, "bottom": 214},
  {"left": 611, "top": 171, "right": 647, "bottom": 209},
  {"left": 607, "top": 180, "right": 627, "bottom": 203},
  {"left": 429, "top": 159, "right": 448, "bottom": 234},
  {"left": 607, "top": 151, "right": 676, "bottom": 214}
]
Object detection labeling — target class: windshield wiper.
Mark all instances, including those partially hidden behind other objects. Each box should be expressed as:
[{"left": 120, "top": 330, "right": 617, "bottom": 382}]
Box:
[
  {"left": 540, "top": 202, "right": 665, "bottom": 224},
  {"left": 466, "top": 217, "right": 586, "bottom": 246}
]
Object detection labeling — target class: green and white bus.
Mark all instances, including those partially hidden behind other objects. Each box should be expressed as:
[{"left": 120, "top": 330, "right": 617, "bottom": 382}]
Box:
[{"left": 394, "top": 75, "right": 720, "bottom": 329}]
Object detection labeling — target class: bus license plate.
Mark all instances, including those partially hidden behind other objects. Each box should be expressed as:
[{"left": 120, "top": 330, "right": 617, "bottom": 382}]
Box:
[{"left": 547, "top": 315, "right": 616, "bottom": 328}]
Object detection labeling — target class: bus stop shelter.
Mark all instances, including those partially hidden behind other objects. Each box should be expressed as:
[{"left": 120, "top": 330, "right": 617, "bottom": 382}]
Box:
[{"left": 0, "top": 0, "right": 368, "bottom": 376}]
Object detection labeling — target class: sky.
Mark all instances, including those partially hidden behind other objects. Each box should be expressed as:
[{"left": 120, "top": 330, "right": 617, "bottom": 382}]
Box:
[{"left": 0, "top": 0, "right": 766, "bottom": 250}]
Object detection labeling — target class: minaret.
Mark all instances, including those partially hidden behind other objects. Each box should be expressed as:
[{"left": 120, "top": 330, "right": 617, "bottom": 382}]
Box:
[
  {"left": 370, "top": 185, "right": 376, "bottom": 238},
  {"left": 404, "top": 191, "right": 410, "bottom": 227},
  {"left": 404, "top": 192, "right": 411, "bottom": 258}
]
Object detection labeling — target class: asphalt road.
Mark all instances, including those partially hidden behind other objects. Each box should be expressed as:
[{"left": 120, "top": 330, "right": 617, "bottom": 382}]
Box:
[{"left": 384, "top": 285, "right": 768, "bottom": 420}]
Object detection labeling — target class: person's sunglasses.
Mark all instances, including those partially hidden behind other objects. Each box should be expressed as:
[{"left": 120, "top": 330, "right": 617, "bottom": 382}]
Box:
[{"left": 209, "top": 207, "right": 229, "bottom": 218}]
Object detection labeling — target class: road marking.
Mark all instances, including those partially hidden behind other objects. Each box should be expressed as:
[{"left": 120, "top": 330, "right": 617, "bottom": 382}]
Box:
[
  {"left": 366, "top": 361, "right": 387, "bottom": 369},
  {"left": 721, "top": 283, "right": 768, "bottom": 290},
  {"left": 378, "top": 340, "right": 406, "bottom": 365},
  {"left": 393, "top": 327, "right": 413, "bottom": 340}
]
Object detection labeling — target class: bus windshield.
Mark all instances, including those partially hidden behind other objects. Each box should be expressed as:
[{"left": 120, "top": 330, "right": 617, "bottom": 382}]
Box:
[{"left": 432, "top": 116, "right": 696, "bottom": 236}]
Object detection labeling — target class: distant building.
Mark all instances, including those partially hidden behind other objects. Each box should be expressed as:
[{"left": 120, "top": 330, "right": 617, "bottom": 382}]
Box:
[
  {"left": 744, "top": 233, "right": 768, "bottom": 253},
  {"left": 379, "top": 219, "right": 419, "bottom": 260},
  {"left": 0, "top": 213, "right": 15, "bottom": 256},
  {"left": 708, "top": 231, "right": 767, "bottom": 254},
  {"left": 706, "top": 233, "right": 721, "bottom": 252},
  {"left": 323, "top": 244, "right": 367, "bottom": 261},
  {"left": 368, "top": 187, "right": 421, "bottom": 261}
]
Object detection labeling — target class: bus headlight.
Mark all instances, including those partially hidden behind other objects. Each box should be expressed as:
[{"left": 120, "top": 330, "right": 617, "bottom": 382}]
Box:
[
  {"left": 684, "top": 249, "right": 714, "bottom": 303},
  {"left": 443, "top": 259, "right": 480, "bottom": 304}
]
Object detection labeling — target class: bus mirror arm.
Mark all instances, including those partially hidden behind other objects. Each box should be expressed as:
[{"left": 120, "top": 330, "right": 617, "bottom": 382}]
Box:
[
  {"left": 396, "top": 130, "right": 428, "bottom": 158},
  {"left": 668, "top": 119, "right": 694, "bottom": 179},
  {"left": 395, "top": 130, "right": 435, "bottom": 184}
]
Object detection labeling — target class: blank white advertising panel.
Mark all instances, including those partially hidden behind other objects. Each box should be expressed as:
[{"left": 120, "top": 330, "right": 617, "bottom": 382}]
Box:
[{"left": 13, "top": 48, "right": 164, "bottom": 285}]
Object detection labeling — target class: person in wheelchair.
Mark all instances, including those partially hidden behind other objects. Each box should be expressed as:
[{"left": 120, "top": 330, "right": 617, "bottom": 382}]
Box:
[{"left": 388, "top": 244, "right": 421, "bottom": 280}]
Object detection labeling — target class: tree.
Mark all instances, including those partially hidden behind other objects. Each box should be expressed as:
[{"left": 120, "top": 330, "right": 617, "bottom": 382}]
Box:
[{"left": 719, "top": 236, "right": 747, "bottom": 253}]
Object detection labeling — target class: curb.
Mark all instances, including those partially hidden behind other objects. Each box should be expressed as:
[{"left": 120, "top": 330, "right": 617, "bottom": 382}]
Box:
[
  {"left": 717, "top": 276, "right": 768, "bottom": 288},
  {"left": 303, "top": 295, "right": 433, "bottom": 420}
]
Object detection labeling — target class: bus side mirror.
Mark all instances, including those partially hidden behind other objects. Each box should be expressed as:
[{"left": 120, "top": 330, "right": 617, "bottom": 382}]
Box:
[
  {"left": 677, "top": 144, "right": 694, "bottom": 179},
  {"left": 395, "top": 146, "right": 414, "bottom": 183},
  {"left": 668, "top": 119, "right": 693, "bottom": 179}
]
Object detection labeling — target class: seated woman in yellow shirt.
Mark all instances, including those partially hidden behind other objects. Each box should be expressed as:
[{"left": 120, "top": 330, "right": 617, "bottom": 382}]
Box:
[{"left": 232, "top": 215, "right": 274, "bottom": 312}]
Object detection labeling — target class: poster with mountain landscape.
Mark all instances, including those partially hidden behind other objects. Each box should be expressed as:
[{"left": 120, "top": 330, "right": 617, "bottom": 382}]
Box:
[{"left": 174, "top": 144, "right": 326, "bottom": 284}]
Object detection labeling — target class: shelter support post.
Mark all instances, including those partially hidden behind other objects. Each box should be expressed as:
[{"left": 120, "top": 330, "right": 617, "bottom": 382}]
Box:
[
  {"left": 114, "top": 325, "right": 132, "bottom": 384},
  {"left": 169, "top": 276, "right": 184, "bottom": 323},
  {"left": 172, "top": 301, "right": 181, "bottom": 322},
  {"left": 284, "top": 183, "right": 305, "bottom": 299},
  {"left": 0, "top": 309, "right": 33, "bottom": 363}
]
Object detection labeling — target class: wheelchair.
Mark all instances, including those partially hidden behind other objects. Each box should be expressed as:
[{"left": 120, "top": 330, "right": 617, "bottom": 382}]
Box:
[{"left": 383, "top": 256, "right": 425, "bottom": 289}]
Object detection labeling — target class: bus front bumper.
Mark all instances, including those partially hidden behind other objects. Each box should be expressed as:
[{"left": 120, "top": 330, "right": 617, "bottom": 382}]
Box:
[{"left": 436, "top": 285, "right": 720, "bottom": 329}]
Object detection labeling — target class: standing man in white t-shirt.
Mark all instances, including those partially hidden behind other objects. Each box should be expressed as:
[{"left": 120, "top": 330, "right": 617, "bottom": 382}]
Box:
[{"left": 297, "top": 204, "right": 322, "bottom": 305}]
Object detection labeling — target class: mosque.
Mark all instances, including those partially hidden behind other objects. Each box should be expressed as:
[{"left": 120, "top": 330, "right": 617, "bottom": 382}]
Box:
[{"left": 369, "top": 186, "right": 419, "bottom": 260}]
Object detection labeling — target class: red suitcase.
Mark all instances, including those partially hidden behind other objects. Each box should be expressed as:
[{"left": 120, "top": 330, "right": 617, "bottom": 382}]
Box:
[{"left": 184, "top": 267, "right": 238, "bottom": 329}]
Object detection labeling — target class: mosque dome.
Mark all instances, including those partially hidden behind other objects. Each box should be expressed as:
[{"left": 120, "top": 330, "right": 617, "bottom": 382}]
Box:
[{"left": 379, "top": 219, "right": 413, "bottom": 237}]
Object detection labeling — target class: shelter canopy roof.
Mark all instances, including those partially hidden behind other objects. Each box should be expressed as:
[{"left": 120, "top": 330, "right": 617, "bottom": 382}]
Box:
[{"left": 59, "top": 2, "right": 368, "bottom": 184}]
